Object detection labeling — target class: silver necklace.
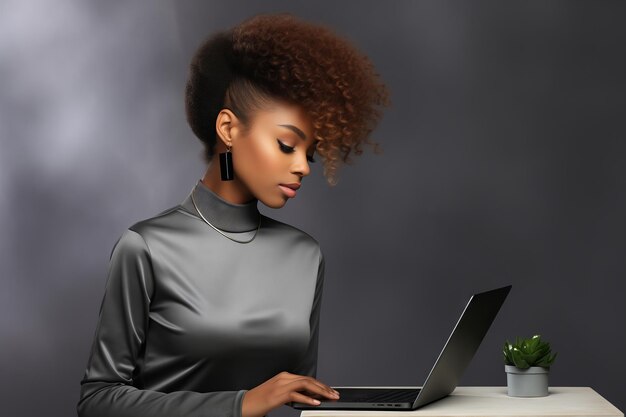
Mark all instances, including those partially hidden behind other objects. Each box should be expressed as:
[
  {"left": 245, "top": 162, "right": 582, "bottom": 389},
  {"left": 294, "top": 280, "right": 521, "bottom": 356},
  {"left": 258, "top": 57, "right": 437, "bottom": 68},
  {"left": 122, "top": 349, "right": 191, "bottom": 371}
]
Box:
[{"left": 190, "top": 188, "right": 261, "bottom": 244}]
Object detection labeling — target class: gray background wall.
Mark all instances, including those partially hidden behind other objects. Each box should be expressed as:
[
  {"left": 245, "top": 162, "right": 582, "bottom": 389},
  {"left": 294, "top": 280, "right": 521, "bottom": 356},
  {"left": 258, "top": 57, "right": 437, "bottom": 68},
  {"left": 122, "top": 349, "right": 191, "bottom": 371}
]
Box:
[{"left": 1, "top": 1, "right": 624, "bottom": 416}]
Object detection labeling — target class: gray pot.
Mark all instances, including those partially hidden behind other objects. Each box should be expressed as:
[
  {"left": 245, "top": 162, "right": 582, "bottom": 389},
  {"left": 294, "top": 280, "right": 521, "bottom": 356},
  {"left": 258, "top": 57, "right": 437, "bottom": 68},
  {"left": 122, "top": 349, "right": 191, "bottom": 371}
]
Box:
[{"left": 505, "top": 365, "right": 549, "bottom": 397}]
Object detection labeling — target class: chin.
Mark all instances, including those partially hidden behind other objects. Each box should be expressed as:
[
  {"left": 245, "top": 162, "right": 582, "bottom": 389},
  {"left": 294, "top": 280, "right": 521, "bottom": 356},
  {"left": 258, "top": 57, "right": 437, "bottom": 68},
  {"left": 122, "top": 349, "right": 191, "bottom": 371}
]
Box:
[{"left": 259, "top": 195, "right": 289, "bottom": 209}]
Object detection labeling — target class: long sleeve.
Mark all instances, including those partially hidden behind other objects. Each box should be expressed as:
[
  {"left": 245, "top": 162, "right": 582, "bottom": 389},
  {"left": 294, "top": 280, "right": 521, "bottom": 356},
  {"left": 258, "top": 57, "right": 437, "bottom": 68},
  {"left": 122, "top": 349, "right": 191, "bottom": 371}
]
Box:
[
  {"left": 292, "top": 249, "right": 325, "bottom": 378},
  {"left": 77, "top": 229, "right": 247, "bottom": 417}
]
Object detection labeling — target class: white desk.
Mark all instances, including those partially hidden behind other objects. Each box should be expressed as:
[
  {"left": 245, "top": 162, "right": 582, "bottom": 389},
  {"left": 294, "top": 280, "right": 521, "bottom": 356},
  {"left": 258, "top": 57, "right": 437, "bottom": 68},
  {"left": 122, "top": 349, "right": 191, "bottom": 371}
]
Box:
[{"left": 300, "top": 386, "right": 623, "bottom": 417}]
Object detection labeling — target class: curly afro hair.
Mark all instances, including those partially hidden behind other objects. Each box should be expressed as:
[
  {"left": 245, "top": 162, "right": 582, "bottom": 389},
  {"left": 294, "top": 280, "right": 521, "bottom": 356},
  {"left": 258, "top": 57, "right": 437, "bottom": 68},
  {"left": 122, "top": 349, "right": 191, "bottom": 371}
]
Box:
[{"left": 185, "top": 12, "right": 391, "bottom": 185}]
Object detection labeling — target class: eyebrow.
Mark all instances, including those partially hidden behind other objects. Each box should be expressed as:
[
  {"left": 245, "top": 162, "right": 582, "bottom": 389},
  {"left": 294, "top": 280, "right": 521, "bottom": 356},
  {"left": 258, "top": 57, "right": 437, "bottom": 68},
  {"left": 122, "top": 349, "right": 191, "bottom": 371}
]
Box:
[{"left": 277, "top": 124, "right": 306, "bottom": 141}]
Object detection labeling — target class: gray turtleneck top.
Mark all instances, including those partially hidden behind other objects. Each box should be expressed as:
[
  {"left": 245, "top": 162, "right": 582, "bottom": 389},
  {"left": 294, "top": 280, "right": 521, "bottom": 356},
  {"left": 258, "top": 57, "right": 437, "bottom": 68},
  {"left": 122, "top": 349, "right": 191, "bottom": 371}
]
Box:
[{"left": 77, "top": 179, "right": 325, "bottom": 417}]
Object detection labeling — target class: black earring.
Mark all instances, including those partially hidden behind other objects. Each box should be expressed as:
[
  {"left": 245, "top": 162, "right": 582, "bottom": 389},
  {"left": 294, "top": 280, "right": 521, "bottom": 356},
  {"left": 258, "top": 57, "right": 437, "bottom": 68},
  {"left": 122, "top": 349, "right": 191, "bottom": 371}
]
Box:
[{"left": 219, "top": 144, "right": 234, "bottom": 181}]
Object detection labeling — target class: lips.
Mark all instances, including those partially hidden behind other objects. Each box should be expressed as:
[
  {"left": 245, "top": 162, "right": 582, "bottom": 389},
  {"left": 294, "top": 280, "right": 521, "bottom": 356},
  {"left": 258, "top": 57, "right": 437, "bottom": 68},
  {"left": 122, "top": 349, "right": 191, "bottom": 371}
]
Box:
[
  {"left": 280, "top": 183, "right": 301, "bottom": 190},
  {"left": 278, "top": 183, "right": 299, "bottom": 198}
]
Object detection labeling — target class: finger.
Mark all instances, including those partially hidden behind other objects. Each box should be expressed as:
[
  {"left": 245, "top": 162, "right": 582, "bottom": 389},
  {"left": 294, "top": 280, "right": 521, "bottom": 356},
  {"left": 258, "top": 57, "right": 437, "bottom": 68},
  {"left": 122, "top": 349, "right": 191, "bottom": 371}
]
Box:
[
  {"left": 314, "top": 379, "right": 339, "bottom": 395},
  {"left": 274, "top": 371, "right": 311, "bottom": 383},
  {"left": 300, "top": 376, "right": 336, "bottom": 393},
  {"left": 287, "top": 379, "right": 339, "bottom": 400},
  {"left": 276, "top": 373, "right": 339, "bottom": 397},
  {"left": 292, "top": 377, "right": 335, "bottom": 395},
  {"left": 288, "top": 391, "right": 322, "bottom": 406},
  {"left": 307, "top": 378, "right": 339, "bottom": 396}
]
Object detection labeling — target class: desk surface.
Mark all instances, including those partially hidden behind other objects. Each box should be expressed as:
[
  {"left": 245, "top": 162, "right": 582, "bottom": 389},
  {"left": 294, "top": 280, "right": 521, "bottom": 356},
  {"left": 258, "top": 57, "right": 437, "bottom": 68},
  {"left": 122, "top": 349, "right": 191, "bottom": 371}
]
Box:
[{"left": 300, "top": 386, "right": 623, "bottom": 417}]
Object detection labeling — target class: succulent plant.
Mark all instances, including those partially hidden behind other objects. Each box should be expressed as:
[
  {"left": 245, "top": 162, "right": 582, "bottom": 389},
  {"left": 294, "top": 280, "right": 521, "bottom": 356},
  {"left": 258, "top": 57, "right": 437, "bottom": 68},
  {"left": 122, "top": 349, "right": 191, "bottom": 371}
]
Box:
[{"left": 503, "top": 334, "right": 557, "bottom": 369}]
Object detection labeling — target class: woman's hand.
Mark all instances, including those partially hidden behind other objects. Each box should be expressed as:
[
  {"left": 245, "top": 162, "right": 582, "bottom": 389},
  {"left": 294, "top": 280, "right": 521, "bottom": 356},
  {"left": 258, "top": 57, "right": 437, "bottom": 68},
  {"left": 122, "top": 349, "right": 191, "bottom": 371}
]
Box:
[{"left": 241, "top": 371, "right": 340, "bottom": 417}]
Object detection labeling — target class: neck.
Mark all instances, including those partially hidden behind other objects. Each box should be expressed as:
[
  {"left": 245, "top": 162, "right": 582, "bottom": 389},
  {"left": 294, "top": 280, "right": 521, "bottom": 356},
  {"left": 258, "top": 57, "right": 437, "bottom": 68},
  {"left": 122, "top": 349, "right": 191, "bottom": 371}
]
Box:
[
  {"left": 180, "top": 177, "right": 260, "bottom": 233},
  {"left": 202, "top": 159, "right": 256, "bottom": 205}
]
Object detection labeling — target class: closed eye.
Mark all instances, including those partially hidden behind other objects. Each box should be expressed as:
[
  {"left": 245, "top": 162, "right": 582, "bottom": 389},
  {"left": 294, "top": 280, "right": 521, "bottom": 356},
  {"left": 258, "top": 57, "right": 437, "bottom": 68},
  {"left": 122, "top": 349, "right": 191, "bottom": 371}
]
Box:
[{"left": 277, "top": 139, "right": 316, "bottom": 163}]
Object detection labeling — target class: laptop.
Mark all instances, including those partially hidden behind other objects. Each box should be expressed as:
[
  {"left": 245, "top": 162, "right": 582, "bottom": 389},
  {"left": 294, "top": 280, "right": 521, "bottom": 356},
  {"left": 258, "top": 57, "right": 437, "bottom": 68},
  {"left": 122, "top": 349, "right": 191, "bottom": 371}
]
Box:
[{"left": 289, "top": 284, "right": 512, "bottom": 411}]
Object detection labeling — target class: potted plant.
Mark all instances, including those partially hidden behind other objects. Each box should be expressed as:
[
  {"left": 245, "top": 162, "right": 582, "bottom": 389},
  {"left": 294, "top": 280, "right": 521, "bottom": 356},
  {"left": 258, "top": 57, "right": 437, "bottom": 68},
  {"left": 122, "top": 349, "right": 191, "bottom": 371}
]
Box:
[{"left": 503, "top": 334, "right": 557, "bottom": 397}]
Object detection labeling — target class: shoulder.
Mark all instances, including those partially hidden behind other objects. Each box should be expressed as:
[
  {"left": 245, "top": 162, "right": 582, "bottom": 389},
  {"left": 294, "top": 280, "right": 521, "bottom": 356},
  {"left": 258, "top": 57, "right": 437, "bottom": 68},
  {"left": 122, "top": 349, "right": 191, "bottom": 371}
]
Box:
[
  {"left": 108, "top": 228, "right": 149, "bottom": 261},
  {"left": 261, "top": 214, "right": 320, "bottom": 244},
  {"left": 109, "top": 204, "right": 183, "bottom": 256},
  {"left": 261, "top": 214, "right": 323, "bottom": 260},
  {"left": 127, "top": 204, "right": 183, "bottom": 236}
]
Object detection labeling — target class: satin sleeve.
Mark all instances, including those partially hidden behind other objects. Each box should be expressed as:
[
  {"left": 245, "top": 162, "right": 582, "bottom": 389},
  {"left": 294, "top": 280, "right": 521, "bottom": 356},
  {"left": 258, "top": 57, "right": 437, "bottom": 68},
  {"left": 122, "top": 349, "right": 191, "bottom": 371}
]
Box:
[
  {"left": 77, "top": 229, "right": 247, "bottom": 417},
  {"left": 292, "top": 248, "right": 325, "bottom": 378}
]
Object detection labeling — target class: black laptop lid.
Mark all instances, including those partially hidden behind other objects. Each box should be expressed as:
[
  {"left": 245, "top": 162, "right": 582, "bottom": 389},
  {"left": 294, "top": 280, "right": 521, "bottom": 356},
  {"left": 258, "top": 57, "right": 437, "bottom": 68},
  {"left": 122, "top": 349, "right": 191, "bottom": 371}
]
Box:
[{"left": 413, "top": 285, "right": 512, "bottom": 408}]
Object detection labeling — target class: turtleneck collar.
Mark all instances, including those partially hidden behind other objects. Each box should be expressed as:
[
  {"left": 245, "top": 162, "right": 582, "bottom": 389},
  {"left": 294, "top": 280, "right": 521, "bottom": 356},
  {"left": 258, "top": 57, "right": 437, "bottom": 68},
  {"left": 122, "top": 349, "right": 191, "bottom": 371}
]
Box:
[{"left": 180, "top": 179, "right": 260, "bottom": 232}]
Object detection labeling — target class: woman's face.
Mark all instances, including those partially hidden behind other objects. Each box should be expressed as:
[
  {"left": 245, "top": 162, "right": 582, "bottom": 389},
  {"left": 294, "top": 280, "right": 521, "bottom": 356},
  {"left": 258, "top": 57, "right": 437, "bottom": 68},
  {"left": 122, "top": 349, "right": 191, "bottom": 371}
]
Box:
[{"left": 217, "top": 99, "right": 318, "bottom": 209}]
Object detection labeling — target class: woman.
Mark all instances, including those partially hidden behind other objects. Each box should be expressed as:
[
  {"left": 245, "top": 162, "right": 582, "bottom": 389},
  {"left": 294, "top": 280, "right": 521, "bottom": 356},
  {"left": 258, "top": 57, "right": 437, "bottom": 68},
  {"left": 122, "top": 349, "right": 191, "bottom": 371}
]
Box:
[{"left": 77, "top": 12, "right": 390, "bottom": 417}]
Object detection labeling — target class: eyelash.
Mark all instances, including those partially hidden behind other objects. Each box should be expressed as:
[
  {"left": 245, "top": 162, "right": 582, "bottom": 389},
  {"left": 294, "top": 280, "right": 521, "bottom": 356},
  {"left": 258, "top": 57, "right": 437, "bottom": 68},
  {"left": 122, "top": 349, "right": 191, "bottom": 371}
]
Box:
[{"left": 277, "top": 139, "right": 316, "bottom": 163}]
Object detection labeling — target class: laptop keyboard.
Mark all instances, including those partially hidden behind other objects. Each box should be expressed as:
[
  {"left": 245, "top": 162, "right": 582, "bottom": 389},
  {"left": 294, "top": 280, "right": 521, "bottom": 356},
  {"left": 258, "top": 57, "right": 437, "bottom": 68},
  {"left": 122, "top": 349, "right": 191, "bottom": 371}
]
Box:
[{"left": 335, "top": 388, "right": 420, "bottom": 403}]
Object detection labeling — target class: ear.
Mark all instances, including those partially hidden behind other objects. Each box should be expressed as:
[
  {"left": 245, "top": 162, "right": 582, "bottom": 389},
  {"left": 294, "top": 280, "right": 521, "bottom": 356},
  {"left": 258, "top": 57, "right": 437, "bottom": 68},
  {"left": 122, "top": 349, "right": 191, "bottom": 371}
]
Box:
[{"left": 215, "top": 108, "right": 242, "bottom": 148}]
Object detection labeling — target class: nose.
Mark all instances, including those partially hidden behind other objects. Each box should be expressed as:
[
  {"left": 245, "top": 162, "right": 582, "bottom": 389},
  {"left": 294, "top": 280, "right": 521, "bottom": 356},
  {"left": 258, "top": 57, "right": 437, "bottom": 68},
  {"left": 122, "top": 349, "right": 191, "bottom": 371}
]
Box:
[{"left": 291, "top": 151, "right": 311, "bottom": 178}]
